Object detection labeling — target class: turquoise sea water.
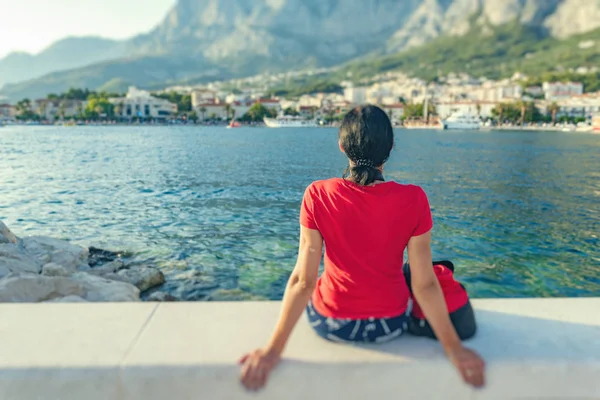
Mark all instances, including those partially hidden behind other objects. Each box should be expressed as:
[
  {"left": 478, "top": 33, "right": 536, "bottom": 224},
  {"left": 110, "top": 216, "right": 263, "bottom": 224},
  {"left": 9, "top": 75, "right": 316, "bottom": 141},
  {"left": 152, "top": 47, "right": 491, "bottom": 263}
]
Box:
[{"left": 1, "top": 125, "right": 599, "bottom": 299}]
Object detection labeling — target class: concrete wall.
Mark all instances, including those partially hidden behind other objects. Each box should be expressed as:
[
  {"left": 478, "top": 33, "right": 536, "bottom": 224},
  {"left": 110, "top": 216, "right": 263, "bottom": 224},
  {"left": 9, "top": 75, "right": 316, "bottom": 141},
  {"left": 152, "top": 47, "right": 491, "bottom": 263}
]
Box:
[{"left": 0, "top": 298, "right": 599, "bottom": 399}]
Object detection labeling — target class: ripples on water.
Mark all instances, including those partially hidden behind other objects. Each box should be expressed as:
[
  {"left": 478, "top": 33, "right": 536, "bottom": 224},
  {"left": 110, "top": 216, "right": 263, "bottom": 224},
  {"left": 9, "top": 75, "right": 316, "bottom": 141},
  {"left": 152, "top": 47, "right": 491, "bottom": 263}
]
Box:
[{"left": 1, "top": 126, "right": 598, "bottom": 299}]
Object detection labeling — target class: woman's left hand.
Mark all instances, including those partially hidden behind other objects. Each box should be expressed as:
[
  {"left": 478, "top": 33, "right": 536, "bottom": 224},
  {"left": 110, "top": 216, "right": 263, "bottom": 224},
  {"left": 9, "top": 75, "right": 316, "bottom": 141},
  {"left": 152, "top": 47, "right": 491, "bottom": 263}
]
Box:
[{"left": 239, "top": 348, "right": 281, "bottom": 391}]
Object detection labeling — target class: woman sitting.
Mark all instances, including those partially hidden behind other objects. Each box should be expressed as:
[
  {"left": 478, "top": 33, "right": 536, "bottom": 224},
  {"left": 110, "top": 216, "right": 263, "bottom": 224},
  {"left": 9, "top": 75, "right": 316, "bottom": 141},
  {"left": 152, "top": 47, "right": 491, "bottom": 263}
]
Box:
[{"left": 240, "top": 105, "right": 485, "bottom": 390}]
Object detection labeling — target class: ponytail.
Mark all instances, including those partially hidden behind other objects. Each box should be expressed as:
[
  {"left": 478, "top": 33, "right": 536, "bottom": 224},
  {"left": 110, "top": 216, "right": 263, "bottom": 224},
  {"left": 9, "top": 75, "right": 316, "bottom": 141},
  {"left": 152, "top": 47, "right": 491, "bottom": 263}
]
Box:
[{"left": 345, "top": 165, "right": 384, "bottom": 186}]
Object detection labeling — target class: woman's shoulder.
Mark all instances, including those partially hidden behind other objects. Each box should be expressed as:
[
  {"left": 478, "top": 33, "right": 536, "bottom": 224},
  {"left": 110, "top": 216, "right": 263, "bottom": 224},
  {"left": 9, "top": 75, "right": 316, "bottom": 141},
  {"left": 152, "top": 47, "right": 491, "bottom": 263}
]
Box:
[
  {"left": 308, "top": 177, "right": 345, "bottom": 191},
  {"left": 388, "top": 182, "right": 428, "bottom": 194}
]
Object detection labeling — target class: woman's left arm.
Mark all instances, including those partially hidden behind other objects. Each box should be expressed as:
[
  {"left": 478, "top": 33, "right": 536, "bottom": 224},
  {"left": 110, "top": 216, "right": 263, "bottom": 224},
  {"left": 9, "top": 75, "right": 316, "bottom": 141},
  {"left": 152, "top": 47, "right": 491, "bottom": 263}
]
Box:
[{"left": 240, "top": 226, "right": 323, "bottom": 391}]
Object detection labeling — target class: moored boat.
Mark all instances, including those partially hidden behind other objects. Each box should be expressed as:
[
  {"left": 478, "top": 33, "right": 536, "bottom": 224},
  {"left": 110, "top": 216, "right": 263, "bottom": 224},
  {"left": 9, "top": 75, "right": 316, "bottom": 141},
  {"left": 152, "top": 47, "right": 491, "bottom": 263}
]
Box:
[
  {"left": 443, "top": 112, "right": 481, "bottom": 130},
  {"left": 263, "top": 116, "right": 318, "bottom": 128}
]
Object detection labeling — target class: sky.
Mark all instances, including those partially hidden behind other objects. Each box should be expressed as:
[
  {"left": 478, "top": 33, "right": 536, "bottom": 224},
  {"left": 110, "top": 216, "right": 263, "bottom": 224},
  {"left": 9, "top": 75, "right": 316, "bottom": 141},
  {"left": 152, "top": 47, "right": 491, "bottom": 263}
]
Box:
[{"left": 0, "top": 0, "right": 177, "bottom": 58}]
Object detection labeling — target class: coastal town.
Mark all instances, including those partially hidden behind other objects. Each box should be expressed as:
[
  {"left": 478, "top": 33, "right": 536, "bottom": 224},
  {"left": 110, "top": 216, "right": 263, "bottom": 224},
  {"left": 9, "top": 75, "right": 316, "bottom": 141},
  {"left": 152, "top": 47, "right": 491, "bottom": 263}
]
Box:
[{"left": 1, "top": 68, "right": 600, "bottom": 131}]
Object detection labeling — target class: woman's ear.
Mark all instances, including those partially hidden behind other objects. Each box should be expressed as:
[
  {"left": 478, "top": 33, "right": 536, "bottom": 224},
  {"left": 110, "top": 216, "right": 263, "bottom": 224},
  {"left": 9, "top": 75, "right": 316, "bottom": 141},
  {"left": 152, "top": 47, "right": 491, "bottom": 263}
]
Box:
[{"left": 339, "top": 141, "right": 345, "bottom": 154}]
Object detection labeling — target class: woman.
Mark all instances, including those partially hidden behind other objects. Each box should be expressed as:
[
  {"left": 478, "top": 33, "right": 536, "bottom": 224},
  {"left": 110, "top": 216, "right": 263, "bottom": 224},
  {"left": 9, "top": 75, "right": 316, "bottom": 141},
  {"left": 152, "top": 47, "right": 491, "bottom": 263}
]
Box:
[{"left": 240, "top": 105, "right": 485, "bottom": 389}]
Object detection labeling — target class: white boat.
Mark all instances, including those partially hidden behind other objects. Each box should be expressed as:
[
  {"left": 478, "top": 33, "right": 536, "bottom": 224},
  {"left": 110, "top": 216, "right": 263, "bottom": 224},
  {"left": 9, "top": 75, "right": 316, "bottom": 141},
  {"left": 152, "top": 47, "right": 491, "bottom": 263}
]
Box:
[
  {"left": 263, "top": 116, "right": 318, "bottom": 128},
  {"left": 443, "top": 112, "right": 481, "bottom": 130}
]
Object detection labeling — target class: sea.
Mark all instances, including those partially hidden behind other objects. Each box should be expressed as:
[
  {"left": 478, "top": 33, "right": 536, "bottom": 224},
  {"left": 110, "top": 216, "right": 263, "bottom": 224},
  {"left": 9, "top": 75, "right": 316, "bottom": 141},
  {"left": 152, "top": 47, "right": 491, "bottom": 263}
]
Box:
[{"left": 1, "top": 125, "right": 599, "bottom": 299}]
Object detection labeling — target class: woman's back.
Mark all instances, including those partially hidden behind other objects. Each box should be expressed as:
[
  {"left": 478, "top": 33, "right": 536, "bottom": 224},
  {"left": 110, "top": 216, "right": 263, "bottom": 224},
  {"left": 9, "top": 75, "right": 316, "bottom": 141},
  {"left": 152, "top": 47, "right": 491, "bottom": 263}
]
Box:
[{"left": 301, "top": 177, "right": 432, "bottom": 319}]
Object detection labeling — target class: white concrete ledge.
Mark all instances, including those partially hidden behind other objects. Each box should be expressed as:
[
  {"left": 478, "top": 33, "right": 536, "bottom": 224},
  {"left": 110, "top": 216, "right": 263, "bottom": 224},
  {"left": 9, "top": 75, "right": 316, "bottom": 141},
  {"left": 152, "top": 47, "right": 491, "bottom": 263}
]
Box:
[{"left": 0, "top": 299, "right": 599, "bottom": 399}]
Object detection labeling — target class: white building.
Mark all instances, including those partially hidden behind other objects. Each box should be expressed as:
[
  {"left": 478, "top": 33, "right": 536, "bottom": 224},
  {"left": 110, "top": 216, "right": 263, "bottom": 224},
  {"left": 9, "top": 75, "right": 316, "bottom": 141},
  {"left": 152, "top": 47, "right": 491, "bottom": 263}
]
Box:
[
  {"left": 470, "top": 83, "right": 523, "bottom": 102},
  {"left": 435, "top": 101, "right": 497, "bottom": 119},
  {"left": 344, "top": 86, "right": 368, "bottom": 105},
  {"left": 542, "top": 82, "right": 584, "bottom": 100},
  {"left": 0, "top": 103, "right": 17, "bottom": 120},
  {"left": 110, "top": 87, "right": 177, "bottom": 120},
  {"left": 191, "top": 90, "right": 217, "bottom": 108},
  {"left": 298, "top": 94, "right": 322, "bottom": 109},
  {"left": 194, "top": 102, "right": 229, "bottom": 120},
  {"left": 31, "top": 99, "right": 86, "bottom": 121}
]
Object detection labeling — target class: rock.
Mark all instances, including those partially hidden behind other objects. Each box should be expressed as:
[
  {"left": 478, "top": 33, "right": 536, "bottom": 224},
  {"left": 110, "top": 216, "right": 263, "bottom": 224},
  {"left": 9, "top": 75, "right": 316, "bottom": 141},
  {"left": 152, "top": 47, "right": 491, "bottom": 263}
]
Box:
[
  {"left": 147, "top": 291, "right": 179, "bottom": 302},
  {"left": 0, "top": 272, "right": 140, "bottom": 303},
  {"left": 207, "top": 288, "right": 266, "bottom": 301},
  {"left": 42, "top": 263, "right": 71, "bottom": 277},
  {"left": 0, "top": 243, "right": 42, "bottom": 278},
  {"left": 113, "top": 267, "right": 165, "bottom": 292},
  {"left": 88, "top": 259, "right": 126, "bottom": 276},
  {"left": 0, "top": 221, "right": 18, "bottom": 244},
  {"left": 70, "top": 273, "right": 140, "bottom": 302},
  {"left": 88, "top": 246, "right": 120, "bottom": 267},
  {"left": 21, "top": 236, "right": 89, "bottom": 271},
  {"left": 0, "top": 266, "right": 10, "bottom": 278},
  {"left": 0, "top": 274, "right": 85, "bottom": 302},
  {"left": 45, "top": 295, "right": 87, "bottom": 303}
]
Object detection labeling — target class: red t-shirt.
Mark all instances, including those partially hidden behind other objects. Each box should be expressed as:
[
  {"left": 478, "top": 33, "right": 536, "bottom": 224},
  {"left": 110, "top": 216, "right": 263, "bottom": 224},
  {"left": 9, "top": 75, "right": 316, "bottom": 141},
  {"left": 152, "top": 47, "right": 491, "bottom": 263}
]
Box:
[{"left": 300, "top": 178, "right": 433, "bottom": 320}]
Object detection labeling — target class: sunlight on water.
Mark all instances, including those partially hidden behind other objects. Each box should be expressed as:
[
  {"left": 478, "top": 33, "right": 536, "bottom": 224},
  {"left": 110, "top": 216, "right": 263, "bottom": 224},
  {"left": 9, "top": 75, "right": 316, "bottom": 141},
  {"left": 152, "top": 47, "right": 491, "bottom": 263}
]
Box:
[{"left": 1, "top": 125, "right": 599, "bottom": 299}]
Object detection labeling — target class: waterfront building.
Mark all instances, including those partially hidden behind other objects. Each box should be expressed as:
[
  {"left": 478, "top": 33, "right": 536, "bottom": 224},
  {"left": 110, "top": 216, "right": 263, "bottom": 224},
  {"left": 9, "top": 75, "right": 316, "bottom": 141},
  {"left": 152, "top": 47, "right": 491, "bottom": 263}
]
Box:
[
  {"left": 191, "top": 89, "right": 217, "bottom": 108},
  {"left": 542, "top": 82, "right": 584, "bottom": 100},
  {"left": 0, "top": 103, "right": 17, "bottom": 120},
  {"left": 436, "top": 101, "right": 497, "bottom": 120},
  {"left": 344, "top": 86, "right": 368, "bottom": 105},
  {"left": 110, "top": 87, "right": 177, "bottom": 120},
  {"left": 31, "top": 99, "right": 86, "bottom": 121}
]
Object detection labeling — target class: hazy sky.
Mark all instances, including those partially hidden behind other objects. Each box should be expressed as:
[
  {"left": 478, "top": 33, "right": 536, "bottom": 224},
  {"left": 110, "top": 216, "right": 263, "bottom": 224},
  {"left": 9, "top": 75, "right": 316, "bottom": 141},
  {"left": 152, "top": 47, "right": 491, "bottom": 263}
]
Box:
[{"left": 0, "top": 0, "right": 176, "bottom": 58}]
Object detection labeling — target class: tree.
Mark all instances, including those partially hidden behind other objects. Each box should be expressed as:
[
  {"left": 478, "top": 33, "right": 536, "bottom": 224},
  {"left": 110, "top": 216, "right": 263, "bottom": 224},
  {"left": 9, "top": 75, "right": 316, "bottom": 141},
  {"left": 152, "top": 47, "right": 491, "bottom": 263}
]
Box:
[
  {"left": 492, "top": 103, "right": 505, "bottom": 125},
  {"left": 283, "top": 107, "right": 299, "bottom": 116},
  {"left": 188, "top": 111, "right": 199, "bottom": 123},
  {"left": 37, "top": 101, "right": 48, "bottom": 121},
  {"left": 83, "top": 97, "right": 114, "bottom": 120},
  {"left": 153, "top": 92, "right": 191, "bottom": 113},
  {"left": 15, "top": 98, "right": 39, "bottom": 121},
  {"left": 224, "top": 104, "right": 232, "bottom": 121},
  {"left": 402, "top": 101, "right": 436, "bottom": 119},
  {"left": 58, "top": 101, "right": 67, "bottom": 121},
  {"left": 475, "top": 102, "right": 481, "bottom": 117},
  {"left": 244, "top": 103, "right": 277, "bottom": 122},
  {"left": 491, "top": 101, "right": 542, "bottom": 125},
  {"left": 549, "top": 102, "right": 560, "bottom": 124},
  {"left": 114, "top": 102, "right": 124, "bottom": 121},
  {"left": 517, "top": 100, "right": 526, "bottom": 126}
]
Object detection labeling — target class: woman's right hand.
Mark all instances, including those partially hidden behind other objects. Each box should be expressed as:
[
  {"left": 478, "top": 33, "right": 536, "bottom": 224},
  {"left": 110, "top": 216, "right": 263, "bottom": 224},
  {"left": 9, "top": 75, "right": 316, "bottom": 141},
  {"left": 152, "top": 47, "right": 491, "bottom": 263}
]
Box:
[
  {"left": 239, "top": 348, "right": 281, "bottom": 391},
  {"left": 447, "top": 345, "right": 486, "bottom": 388}
]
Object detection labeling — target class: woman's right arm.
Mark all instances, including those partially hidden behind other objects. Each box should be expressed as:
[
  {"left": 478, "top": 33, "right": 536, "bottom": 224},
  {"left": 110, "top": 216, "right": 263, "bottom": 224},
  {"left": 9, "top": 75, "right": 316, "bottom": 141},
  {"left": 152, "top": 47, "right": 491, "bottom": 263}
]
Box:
[{"left": 407, "top": 231, "right": 486, "bottom": 388}]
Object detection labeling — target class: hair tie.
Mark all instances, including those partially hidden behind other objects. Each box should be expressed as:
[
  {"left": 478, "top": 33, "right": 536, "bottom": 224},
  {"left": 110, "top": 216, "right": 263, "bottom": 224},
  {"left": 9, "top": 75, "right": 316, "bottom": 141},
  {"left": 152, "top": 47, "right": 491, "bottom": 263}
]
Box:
[{"left": 355, "top": 159, "right": 375, "bottom": 168}]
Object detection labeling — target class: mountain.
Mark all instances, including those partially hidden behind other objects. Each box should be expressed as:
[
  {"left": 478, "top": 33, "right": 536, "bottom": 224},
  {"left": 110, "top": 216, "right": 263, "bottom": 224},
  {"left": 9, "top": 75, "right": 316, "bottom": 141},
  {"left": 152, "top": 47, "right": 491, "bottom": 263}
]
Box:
[
  {"left": 335, "top": 23, "right": 600, "bottom": 82},
  {"left": 0, "top": 37, "right": 126, "bottom": 90},
  {"left": 3, "top": 0, "right": 600, "bottom": 101}
]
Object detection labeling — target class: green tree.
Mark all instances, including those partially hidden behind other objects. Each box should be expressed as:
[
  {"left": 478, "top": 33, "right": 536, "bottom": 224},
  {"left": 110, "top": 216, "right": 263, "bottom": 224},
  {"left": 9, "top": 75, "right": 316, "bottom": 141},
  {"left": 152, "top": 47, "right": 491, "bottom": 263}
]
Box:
[
  {"left": 224, "top": 104, "right": 232, "bottom": 121},
  {"left": 114, "top": 102, "right": 124, "bottom": 121},
  {"left": 244, "top": 103, "right": 277, "bottom": 122},
  {"left": 402, "top": 101, "right": 436, "bottom": 119},
  {"left": 84, "top": 98, "right": 114, "bottom": 120},
  {"left": 37, "top": 101, "right": 48, "bottom": 121},
  {"left": 283, "top": 107, "right": 299, "bottom": 116},
  {"left": 58, "top": 101, "right": 67, "bottom": 121},
  {"left": 199, "top": 107, "right": 207, "bottom": 121},
  {"left": 188, "top": 111, "right": 199, "bottom": 123},
  {"left": 549, "top": 102, "right": 560, "bottom": 124},
  {"left": 15, "top": 98, "right": 39, "bottom": 120},
  {"left": 153, "top": 92, "right": 191, "bottom": 114}
]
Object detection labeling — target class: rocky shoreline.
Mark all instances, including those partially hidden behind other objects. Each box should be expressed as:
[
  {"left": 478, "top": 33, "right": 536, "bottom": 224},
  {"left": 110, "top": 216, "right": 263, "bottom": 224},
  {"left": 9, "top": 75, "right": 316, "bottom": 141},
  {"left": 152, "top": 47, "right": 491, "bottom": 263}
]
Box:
[{"left": 0, "top": 221, "right": 175, "bottom": 302}]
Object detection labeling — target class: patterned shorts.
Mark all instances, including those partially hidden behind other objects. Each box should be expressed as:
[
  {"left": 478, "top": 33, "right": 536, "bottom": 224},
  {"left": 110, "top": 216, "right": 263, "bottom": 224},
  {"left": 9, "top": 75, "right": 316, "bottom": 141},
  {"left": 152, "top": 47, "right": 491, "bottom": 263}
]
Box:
[{"left": 306, "top": 301, "right": 410, "bottom": 343}]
